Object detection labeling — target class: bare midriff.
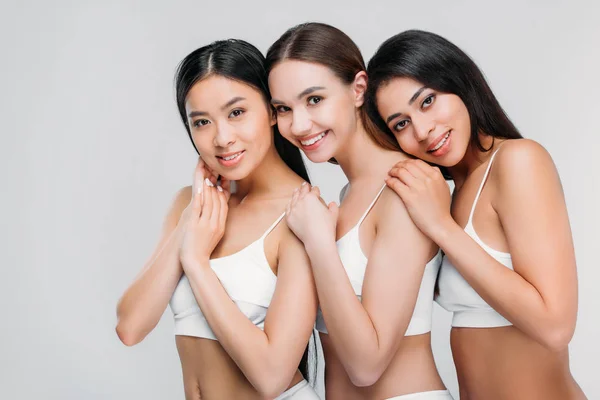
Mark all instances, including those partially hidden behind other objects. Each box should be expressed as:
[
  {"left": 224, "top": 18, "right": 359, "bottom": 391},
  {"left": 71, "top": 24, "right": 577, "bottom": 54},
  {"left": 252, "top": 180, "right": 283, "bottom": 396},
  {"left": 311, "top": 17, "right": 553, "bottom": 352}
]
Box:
[
  {"left": 320, "top": 332, "right": 446, "bottom": 400},
  {"left": 176, "top": 336, "right": 304, "bottom": 400},
  {"left": 451, "top": 326, "right": 586, "bottom": 400}
]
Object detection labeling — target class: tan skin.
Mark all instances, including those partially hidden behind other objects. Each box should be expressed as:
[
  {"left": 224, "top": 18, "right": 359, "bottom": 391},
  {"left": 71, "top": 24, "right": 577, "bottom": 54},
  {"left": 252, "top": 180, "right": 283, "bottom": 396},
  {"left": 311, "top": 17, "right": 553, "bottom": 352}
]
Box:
[
  {"left": 269, "top": 60, "right": 447, "bottom": 399},
  {"left": 377, "top": 77, "right": 586, "bottom": 399},
  {"left": 116, "top": 76, "right": 318, "bottom": 400}
]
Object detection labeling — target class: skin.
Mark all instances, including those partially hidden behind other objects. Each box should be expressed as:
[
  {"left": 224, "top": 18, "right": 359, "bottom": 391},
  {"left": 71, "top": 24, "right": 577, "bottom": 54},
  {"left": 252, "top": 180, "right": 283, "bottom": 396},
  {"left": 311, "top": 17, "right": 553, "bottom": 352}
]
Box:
[
  {"left": 115, "top": 75, "right": 318, "bottom": 400},
  {"left": 269, "top": 60, "right": 446, "bottom": 399},
  {"left": 376, "top": 76, "right": 586, "bottom": 399}
]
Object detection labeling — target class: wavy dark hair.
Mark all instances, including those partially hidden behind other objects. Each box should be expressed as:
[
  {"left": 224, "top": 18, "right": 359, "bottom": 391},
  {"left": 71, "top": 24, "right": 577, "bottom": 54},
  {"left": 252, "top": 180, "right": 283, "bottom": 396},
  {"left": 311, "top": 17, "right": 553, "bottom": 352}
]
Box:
[
  {"left": 266, "top": 22, "right": 395, "bottom": 163},
  {"left": 174, "top": 39, "right": 315, "bottom": 383},
  {"left": 366, "top": 30, "right": 523, "bottom": 177},
  {"left": 175, "top": 39, "right": 310, "bottom": 183}
]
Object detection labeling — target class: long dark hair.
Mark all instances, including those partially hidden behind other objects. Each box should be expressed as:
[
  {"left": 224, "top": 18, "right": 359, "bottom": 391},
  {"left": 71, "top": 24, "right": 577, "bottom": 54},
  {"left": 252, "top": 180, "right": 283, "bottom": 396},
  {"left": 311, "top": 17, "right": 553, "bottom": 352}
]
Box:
[
  {"left": 174, "top": 39, "right": 314, "bottom": 382},
  {"left": 266, "top": 22, "right": 395, "bottom": 158},
  {"left": 175, "top": 39, "right": 310, "bottom": 183},
  {"left": 366, "top": 30, "right": 522, "bottom": 175}
]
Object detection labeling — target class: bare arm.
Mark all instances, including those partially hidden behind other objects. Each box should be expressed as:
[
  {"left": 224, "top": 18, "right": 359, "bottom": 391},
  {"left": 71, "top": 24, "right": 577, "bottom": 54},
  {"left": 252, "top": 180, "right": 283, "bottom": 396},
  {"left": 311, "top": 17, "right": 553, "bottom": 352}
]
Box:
[
  {"left": 434, "top": 140, "right": 578, "bottom": 350},
  {"left": 182, "top": 185, "right": 318, "bottom": 398},
  {"left": 303, "top": 188, "right": 435, "bottom": 386},
  {"left": 115, "top": 186, "right": 191, "bottom": 346}
]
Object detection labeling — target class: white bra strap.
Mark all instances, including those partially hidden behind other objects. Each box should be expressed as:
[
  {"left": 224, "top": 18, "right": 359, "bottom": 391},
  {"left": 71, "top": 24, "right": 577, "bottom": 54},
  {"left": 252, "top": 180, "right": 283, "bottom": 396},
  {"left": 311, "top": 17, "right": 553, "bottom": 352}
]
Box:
[
  {"left": 357, "top": 184, "right": 387, "bottom": 226},
  {"left": 467, "top": 148, "right": 502, "bottom": 223},
  {"left": 260, "top": 212, "right": 287, "bottom": 240}
]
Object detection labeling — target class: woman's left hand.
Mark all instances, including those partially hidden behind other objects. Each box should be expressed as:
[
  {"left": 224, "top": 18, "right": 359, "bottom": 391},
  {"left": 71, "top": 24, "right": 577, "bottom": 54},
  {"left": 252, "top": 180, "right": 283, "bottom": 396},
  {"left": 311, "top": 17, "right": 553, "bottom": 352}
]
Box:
[
  {"left": 286, "top": 183, "right": 338, "bottom": 248},
  {"left": 180, "top": 178, "right": 229, "bottom": 270},
  {"left": 385, "top": 159, "right": 453, "bottom": 239}
]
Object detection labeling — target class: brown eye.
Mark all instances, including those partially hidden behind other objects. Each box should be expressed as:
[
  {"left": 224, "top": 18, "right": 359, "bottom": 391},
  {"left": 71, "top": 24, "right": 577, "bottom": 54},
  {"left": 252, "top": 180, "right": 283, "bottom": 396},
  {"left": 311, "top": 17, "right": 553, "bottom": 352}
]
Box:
[
  {"left": 422, "top": 94, "right": 435, "bottom": 108},
  {"left": 193, "top": 119, "right": 210, "bottom": 128},
  {"left": 307, "top": 96, "right": 322, "bottom": 105},
  {"left": 275, "top": 105, "right": 290, "bottom": 114},
  {"left": 229, "top": 109, "right": 244, "bottom": 118},
  {"left": 393, "top": 119, "right": 410, "bottom": 132}
]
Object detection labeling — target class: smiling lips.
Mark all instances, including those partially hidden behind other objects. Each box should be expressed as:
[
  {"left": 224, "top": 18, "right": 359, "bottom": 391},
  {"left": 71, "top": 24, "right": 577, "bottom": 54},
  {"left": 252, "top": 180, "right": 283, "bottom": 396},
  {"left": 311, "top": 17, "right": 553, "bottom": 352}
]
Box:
[
  {"left": 299, "top": 130, "right": 329, "bottom": 150},
  {"left": 427, "top": 130, "right": 452, "bottom": 156},
  {"left": 216, "top": 150, "right": 245, "bottom": 167}
]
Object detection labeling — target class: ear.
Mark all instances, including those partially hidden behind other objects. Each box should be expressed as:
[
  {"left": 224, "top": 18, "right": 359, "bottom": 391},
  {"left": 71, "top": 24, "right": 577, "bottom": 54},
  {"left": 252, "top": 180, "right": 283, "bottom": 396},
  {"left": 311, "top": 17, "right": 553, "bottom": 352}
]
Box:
[{"left": 351, "top": 71, "right": 368, "bottom": 107}]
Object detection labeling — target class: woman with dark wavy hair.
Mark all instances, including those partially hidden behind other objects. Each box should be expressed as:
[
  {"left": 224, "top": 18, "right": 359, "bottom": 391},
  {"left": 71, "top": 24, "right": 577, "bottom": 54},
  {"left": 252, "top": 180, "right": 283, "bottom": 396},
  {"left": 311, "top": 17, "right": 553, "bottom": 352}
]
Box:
[
  {"left": 367, "top": 30, "right": 585, "bottom": 399},
  {"left": 116, "top": 39, "right": 320, "bottom": 400}
]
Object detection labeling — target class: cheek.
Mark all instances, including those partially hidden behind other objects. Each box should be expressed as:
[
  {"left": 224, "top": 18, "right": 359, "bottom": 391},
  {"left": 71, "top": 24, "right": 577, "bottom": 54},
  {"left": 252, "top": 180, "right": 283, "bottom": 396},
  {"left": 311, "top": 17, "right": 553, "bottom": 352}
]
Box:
[{"left": 395, "top": 132, "right": 419, "bottom": 155}]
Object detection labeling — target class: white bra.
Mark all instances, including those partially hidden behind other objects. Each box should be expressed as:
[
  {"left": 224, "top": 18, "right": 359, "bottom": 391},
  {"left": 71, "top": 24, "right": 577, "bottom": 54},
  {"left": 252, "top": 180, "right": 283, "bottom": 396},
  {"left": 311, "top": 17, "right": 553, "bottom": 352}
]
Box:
[
  {"left": 436, "top": 149, "right": 514, "bottom": 328},
  {"left": 169, "top": 213, "right": 285, "bottom": 339},
  {"left": 316, "top": 185, "right": 442, "bottom": 336}
]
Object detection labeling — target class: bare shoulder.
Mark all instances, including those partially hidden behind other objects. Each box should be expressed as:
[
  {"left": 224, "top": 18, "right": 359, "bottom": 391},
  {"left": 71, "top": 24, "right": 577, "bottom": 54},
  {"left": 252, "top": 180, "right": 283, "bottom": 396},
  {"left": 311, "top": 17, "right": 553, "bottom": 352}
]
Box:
[
  {"left": 493, "top": 139, "right": 557, "bottom": 183},
  {"left": 492, "top": 139, "right": 563, "bottom": 206}
]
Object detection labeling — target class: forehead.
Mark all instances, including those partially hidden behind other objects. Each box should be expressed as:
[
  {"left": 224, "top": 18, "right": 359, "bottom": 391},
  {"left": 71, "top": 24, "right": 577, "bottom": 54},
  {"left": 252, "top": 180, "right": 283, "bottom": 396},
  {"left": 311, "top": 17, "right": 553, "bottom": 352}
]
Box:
[
  {"left": 185, "top": 75, "right": 262, "bottom": 111},
  {"left": 268, "top": 60, "right": 342, "bottom": 98},
  {"left": 377, "top": 77, "right": 425, "bottom": 107}
]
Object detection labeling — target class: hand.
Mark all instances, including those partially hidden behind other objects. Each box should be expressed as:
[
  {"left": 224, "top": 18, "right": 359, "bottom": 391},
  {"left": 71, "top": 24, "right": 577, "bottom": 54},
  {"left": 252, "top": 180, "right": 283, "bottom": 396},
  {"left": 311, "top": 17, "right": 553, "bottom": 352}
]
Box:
[
  {"left": 385, "top": 159, "right": 453, "bottom": 239},
  {"left": 179, "top": 161, "right": 229, "bottom": 269},
  {"left": 285, "top": 183, "right": 338, "bottom": 247}
]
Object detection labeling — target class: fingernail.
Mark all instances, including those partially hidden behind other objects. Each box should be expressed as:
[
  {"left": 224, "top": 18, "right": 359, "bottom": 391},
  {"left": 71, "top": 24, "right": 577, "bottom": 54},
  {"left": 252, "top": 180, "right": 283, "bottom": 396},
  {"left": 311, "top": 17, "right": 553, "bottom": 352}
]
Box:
[
  {"left": 205, "top": 178, "right": 213, "bottom": 187},
  {"left": 217, "top": 185, "right": 223, "bottom": 192},
  {"left": 197, "top": 186, "right": 202, "bottom": 194},
  {"left": 301, "top": 182, "right": 307, "bottom": 186}
]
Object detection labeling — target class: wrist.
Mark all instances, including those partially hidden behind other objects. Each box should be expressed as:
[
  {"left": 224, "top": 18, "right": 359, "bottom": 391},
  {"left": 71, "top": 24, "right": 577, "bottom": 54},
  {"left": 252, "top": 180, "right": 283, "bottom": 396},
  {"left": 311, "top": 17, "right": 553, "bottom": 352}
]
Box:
[
  {"left": 305, "top": 236, "right": 337, "bottom": 259},
  {"left": 430, "top": 215, "right": 460, "bottom": 247}
]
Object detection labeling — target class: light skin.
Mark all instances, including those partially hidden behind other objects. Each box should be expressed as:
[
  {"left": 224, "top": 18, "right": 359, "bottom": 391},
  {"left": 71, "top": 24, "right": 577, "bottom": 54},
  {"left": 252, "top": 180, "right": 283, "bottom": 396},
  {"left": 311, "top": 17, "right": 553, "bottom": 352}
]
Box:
[
  {"left": 269, "top": 61, "right": 446, "bottom": 399},
  {"left": 116, "top": 75, "right": 318, "bottom": 399},
  {"left": 377, "top": 76, "right": 585, "bottom": 399}
]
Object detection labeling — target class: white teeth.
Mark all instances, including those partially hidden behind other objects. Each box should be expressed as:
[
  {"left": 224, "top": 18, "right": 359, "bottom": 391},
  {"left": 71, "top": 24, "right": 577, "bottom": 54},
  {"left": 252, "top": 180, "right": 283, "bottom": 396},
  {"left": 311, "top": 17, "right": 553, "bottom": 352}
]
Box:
[
  {"left": 431, "top": 132, "right": 450, "bottom": 152},
  {"left": 301, "top": 131, "right": 327, "bottom": 146},
  {"left": 222, "top": 152, "right": 242, "bottom": 161}
]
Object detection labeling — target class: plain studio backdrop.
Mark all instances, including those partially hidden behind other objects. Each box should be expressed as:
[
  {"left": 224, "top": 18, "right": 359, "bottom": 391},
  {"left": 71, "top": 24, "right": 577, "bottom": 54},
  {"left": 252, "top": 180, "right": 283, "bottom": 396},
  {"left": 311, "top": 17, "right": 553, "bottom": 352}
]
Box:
[{"left": 1, "top": 1, "right": 599, "bottom": 399}]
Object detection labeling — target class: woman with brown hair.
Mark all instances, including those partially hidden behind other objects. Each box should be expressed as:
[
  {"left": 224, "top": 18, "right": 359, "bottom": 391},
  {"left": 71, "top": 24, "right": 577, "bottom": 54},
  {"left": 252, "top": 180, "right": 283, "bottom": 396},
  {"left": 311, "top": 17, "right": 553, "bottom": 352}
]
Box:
[{"left": 267, "top": 23, "right": 453, "bottom": 400}]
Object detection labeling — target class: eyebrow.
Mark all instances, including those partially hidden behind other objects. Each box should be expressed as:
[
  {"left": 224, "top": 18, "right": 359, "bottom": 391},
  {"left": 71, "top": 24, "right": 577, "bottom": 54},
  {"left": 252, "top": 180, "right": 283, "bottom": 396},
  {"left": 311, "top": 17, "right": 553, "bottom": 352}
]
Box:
[
  {"left": 188, "top": 96, "right": 246, "bottom": 118},
  {"left": 385, "top": 86, "right": 428, "bottom": 124},
  {"left": 271, "top": 86, "right": 326, "bottom": 105}
]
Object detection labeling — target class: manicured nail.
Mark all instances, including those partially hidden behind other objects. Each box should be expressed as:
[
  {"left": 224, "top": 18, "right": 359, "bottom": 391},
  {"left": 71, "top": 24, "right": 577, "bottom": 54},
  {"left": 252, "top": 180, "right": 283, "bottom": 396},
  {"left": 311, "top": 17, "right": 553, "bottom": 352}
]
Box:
[
  {"left": 301, "top": 182, "right": 307, "bottom": 186},
  {"left": 205, "top": 178, "right": 214, "bottom": 187},
  {"left": 217, "top": 185, "right": 223, "bottom": 192}
]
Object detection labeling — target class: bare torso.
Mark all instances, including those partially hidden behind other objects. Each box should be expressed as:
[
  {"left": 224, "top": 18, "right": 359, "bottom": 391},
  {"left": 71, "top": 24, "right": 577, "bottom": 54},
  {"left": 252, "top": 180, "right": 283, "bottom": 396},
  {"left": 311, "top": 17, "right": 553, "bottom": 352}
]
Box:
[
  {"left": 321, "top": 333, "right": 444, "bottom": 400},
  {"left": 173, "top": 195, "right": 305, "bottom": 400},
  {"left": 320, "top": 180, "right": 445, "bottom": 399},
  {"left": 448, "top": 142, "right": 586, "bottom": 399}
]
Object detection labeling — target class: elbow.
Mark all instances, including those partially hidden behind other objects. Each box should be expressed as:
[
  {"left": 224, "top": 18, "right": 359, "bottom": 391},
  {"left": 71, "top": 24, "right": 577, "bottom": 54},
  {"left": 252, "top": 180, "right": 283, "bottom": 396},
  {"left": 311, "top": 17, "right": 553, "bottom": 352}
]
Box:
[
  {"left": 348, "top": 363, "right": 384, "bottom": 388},
  {"left": 253, "top": 377, "right": 290, "bottom": 400},
  {"left": 115, "top": 322, "right": 145, "bottom": 347},
  {"left": 540, "top": 323, "right": 574, "bottom": 352},
  {"left": 252, "top": 363, "right": 297, "bottom": 399}
]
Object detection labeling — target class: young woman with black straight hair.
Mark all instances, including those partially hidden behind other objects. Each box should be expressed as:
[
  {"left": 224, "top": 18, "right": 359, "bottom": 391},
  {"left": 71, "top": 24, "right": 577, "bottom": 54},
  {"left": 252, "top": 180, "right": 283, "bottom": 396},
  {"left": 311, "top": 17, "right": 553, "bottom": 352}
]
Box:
[{"left": 116, "top": 39, "right": 320, "bottom": 400}]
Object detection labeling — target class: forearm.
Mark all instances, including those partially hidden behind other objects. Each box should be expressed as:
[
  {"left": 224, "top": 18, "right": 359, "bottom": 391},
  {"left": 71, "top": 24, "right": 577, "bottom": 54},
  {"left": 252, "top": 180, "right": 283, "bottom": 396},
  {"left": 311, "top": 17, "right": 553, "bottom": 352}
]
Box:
[
  {"left": 116, "top": 225, "right": 184, "bottom": 345},
  {"left": 305, "top": 241, "right": 397, "bottom": 384},
  {"left": 184, "top": 261, "right": 296, "bottom": 397},
  {"left": 435, "top": 221, "right": 571, "bottom": 349}
]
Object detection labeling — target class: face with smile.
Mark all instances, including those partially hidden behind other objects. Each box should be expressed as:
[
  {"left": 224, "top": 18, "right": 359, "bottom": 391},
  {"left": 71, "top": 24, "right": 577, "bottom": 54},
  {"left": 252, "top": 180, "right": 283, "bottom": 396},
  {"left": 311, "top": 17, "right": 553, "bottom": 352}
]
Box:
[
  {"left": 268, "top": 60, "right": 365, "bottom": 163},
  {"left": 376, "top": 77, "right": 471, "bottom": 167},
  {"left": 185, "top": 75, "right": 275, "bottom": 180}
]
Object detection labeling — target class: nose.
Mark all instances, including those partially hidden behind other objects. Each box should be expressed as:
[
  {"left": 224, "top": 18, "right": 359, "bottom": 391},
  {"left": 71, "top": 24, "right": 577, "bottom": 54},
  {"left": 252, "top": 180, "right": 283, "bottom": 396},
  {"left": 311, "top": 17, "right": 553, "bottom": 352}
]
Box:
[
  {"left": 412, "top": 114, "right": 435, "bottom": 142},
  {"left": 290, "top": 107, "right": 312, "bottom": 137},
  {"left": 214, "top": 123, "right": 236, "bottom": 148}
]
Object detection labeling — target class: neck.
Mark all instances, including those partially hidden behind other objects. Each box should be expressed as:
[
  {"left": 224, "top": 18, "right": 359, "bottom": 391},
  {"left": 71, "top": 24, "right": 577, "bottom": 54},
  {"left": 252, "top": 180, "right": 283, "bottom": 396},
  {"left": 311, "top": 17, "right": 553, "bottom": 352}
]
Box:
[
  {"left": 234, "top": 141, "right": 299, "bottom": 200},
  {"left": 447, "top": 133, "right": 503, "bottom": 189},
  {"left": 334, "top": 118, "right": 409, "bottom": 183}
]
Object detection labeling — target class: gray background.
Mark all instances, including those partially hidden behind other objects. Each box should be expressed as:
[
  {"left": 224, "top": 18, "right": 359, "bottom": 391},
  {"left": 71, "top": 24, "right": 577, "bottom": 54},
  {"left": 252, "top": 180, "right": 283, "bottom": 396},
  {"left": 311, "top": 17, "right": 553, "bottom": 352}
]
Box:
[{"left": 1, "top": 1, "right": 599, "bottom": 399}]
